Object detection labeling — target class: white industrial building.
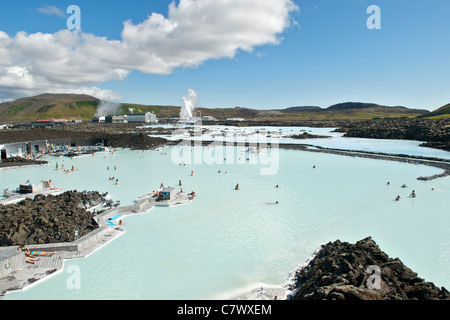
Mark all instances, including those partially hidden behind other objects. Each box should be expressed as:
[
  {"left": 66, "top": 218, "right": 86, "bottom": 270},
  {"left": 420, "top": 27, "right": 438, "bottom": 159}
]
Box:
[{"left": 126, "top": 112, "right": 157, "bottom": 123}]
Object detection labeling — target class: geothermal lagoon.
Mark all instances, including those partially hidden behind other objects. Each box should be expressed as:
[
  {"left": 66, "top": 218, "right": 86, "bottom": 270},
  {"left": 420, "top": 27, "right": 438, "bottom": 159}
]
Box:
[{"left": 1, "top": 126, "right": 449, "bottom": 300}]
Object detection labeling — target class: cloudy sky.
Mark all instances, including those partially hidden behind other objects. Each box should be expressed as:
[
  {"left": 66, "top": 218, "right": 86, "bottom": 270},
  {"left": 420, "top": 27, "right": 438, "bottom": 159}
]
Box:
[{"left": 0, "top": 0, "right": 449, "bottom": 110}]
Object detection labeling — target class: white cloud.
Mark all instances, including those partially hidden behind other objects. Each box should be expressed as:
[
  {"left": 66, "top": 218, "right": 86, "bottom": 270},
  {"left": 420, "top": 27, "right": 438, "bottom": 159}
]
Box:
[
  {"left": 0, "top": 66, "right": 35, "bottom": 89},
  {"left": 66, "top": 87, "right": 123, "bottom": 102},
  {"left": 37, "top": 5, "right": 66, "bottom": 18},
  {"left": 0, "top": 0, "right": 298, "bottom": 102}
]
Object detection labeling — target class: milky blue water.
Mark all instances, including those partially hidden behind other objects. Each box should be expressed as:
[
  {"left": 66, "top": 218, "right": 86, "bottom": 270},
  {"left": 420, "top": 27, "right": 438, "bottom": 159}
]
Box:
[
  {"left": 1, "top": 128, "right": 449, "bottom": 300},
  {"left": 154, "top": 125, "right": 450, "bottom": 160}
]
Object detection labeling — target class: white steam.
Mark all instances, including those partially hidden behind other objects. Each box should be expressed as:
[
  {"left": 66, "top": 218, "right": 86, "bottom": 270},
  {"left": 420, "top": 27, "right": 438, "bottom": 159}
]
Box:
[
  {"left": 95, "top": 100, "right": 122, "bottom": 117},
  {"left": 180, "top": 88, "right": 198, "bottom": 120}
]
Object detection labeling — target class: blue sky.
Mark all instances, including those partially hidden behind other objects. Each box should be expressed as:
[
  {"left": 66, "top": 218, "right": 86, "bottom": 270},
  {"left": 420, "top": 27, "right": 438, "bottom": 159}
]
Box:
[{"left": 0, "top": 0, "right": 449, "bottom": 111}]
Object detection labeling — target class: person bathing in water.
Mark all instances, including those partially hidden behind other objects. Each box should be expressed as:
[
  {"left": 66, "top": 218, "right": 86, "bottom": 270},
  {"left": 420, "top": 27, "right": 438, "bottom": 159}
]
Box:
[{"left": 157, "top": 183, "right": 165, "bottom": 196}]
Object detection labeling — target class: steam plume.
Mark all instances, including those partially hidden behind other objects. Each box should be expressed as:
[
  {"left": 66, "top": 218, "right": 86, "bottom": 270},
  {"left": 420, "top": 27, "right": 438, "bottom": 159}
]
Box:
[
  {"left": 95, "top": 100, "right": 122, "bottom": 117},
  {"left": 180, "top": 88, "right": 198, "bottom": 120}
]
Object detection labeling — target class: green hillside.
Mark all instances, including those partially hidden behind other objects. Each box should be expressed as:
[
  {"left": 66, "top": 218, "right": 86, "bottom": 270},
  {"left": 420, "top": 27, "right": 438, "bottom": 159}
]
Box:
[
  {"left": 0, "top": 93, "right": 100, "bottom": 120},
  {"left": 418, "top": 103, "right": 450, "bottom": 119},
  {"left": 120, "top": 103, "right": 180, "bottom": 118},
  {"left": 197, "top": 104, "right": 429, "bottom": 121}
]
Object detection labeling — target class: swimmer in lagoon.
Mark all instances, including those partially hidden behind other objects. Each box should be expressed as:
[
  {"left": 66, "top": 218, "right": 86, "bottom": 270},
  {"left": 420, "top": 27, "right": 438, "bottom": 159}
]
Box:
[
  {"left": 235, "top": 183, "right": 239, "bottom": 190},
  {"left": 409, "top": 190, "right": 416, "bottom": 198},
  {"left": 395, "top": 195, "right": 401, "bottom": 201}
]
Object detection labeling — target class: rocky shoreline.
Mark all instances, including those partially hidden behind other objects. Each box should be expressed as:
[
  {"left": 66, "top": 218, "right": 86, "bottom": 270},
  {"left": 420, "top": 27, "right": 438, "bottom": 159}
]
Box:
[
  {"left": 1, "top": 118, "right": 449, "bottom": 152},
  {"left": 287, "top": 237, "right": 450, "bottom": 300},
  {"left": 287, "top": 132, "right": 330, "bottom": 139},
  {"left": 208, "top": 118, "right": 450, "bottom": 151},
  {"left": 335, "top": 118, "right": 450, "bottom": 152},
  {"left": 0, "top": 191, "right": 107, "bottom": 246},
  {"left": 0, "top": 157, "right": 48, "bottom": 168},
  {"left": 0, "top": 124, "right": 168, "bottom": 151}
]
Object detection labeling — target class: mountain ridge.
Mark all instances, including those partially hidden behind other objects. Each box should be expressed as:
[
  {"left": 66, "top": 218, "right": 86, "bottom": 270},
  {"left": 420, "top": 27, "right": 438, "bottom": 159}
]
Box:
[{"left": 0, "top": 93, "right": 436, "bottom": 121}]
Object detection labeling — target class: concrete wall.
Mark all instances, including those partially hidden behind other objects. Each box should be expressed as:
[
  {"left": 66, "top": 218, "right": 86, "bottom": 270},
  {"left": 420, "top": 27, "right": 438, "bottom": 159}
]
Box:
[
  {"left": 0, "top": 140, "right": 49, "bottom": 158},
  {"left": 1, "top": 142, "right": 28, "bottom": 158},
  {"left": 0, "top": 249, "right": 26, "bottom": 277},
  {"left": 28, "top": 140, "right": 48, "bottom": 154},
  {"left": 48, "top": 139, "right": 72, "bottom": 148}
]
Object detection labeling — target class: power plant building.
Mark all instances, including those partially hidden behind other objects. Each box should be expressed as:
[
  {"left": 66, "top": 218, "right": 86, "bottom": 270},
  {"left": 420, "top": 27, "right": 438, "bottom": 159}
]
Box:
[
  {"left": 92, "top": 112, "right": 157, "bottom": 123},
  {"left": 126, "top": 112, "right": 157, "bottom": 123}
]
